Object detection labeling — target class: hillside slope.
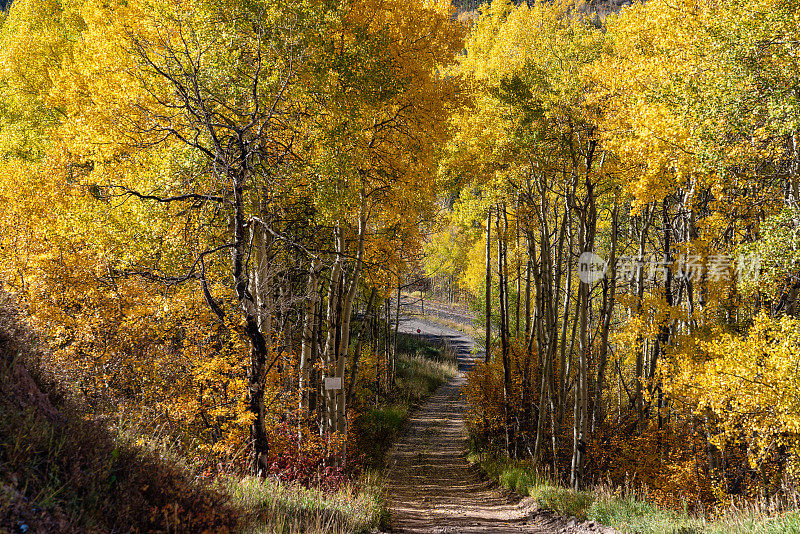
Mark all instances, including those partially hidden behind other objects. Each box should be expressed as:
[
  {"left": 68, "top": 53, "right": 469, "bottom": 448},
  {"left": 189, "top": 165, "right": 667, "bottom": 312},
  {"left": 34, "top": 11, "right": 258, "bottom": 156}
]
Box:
[{"left": 0, "top": 296, "right": 237, "bottom": 534}]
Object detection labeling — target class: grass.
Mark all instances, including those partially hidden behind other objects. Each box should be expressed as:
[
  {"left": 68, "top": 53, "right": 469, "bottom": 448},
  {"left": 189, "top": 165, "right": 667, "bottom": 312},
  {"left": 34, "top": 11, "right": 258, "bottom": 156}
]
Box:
[
  {"left": 223, "top": 473, "right": 386, "bottom": 534},
  {"left": 394, "top": 352, "right": 458, "bottom": 400},
  {"left": 354, "top": 333, "right": 458, "bottom": 467},
  {"left": 469, "top": 452, "right": 800, "bottom": 534}
]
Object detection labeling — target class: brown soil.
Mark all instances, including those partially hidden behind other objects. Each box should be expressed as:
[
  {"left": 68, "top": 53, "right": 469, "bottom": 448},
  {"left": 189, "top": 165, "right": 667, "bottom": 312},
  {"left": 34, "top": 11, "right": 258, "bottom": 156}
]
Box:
[{"left": 384, "top": 316, "right": 615, "bottom": 534}]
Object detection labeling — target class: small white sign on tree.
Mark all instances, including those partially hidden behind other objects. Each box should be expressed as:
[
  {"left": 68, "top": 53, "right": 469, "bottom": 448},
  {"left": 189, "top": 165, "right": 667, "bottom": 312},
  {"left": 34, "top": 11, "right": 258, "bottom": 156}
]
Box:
[{"left": 324, "top": 377, "right": 342, "bottom": 390}]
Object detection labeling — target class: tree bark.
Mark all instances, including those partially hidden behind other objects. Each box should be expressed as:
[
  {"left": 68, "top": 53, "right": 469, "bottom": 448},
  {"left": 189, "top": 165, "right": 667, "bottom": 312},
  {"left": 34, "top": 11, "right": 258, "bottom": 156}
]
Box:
[
  {"left": 299, "top": 258, "right": 322, "bottom": 413},
  {"left": 234, "top": 176, "right": 272, "bottom": 475},
  {"left": 497, "top": 205, "right": 513, "bottom": 455},
  {"left": 323, "top": 228, "right": 344, "bottom": 434},
  {"left": 335, "top": 203, "right": 368, "bottom": 436}
]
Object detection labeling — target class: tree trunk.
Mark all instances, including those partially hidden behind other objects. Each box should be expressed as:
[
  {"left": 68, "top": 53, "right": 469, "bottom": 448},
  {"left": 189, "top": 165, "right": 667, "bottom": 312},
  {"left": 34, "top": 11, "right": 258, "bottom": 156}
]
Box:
[
  {"left": 393, "top": 283, "right": 401, "bottom": 390},
  {"left": 323, "top": 228, "right": 344, "bottom": 434},
  {"left": 299, "top": 259, "right": 322, "bottom": 413},
  {"left": 633, "top": 207, "right": 652, "bottom": 421},
  {"left": 570, "top": 140, "right": 598, "bottom": 490},
  {"left": 593, "top": 201, "right": 618, "bottom": 432},
  {"left": 233, "top": 176, "right": 272, "bottom": 475},
  {"left": 497, "top": 205, "right": 513, "bottom": 455},
  {"left": 336, "top": 202, "right": 368, "bottom": 437},
  {"left": 485, "top": 205, "right": 492, "bottom": 362}
]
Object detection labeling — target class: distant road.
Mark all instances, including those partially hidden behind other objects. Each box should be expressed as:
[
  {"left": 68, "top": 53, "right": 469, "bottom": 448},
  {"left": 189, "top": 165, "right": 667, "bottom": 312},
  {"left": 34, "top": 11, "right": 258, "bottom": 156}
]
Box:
[{"left": 398, "top": 294, "right": 478, "bottom": 332}]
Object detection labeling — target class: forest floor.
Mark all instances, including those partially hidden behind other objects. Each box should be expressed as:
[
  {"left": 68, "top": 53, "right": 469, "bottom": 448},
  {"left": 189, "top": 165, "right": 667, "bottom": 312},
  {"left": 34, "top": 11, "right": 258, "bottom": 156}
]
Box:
[{"left": 383, "top": 312, "right": 616, "bottom": 534}]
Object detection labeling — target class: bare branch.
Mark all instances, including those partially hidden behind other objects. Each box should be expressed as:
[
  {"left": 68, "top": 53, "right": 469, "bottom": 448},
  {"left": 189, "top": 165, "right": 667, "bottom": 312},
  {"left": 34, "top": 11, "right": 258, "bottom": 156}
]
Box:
[{"left": 108, "top": 184, "right": 226, "bottom": 204}]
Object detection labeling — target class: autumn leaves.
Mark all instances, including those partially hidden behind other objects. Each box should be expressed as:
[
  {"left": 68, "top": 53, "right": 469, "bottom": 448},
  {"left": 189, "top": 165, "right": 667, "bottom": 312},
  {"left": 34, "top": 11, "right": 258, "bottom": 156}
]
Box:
[
  {"left": 439, "top": 0, "right": 800, "bottom": 500},
  {"left": 2, "top": 0, "right": 800, "bottom": 506},
  {"left": 0, "top": 0, "right": 462, "bottom": 472}
]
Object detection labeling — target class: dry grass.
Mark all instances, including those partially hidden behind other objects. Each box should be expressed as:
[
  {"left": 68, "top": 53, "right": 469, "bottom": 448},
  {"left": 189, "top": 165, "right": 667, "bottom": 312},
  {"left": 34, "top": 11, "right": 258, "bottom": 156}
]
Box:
[{"left": 223, "top": 473, "right": 385, "bottom": 534}]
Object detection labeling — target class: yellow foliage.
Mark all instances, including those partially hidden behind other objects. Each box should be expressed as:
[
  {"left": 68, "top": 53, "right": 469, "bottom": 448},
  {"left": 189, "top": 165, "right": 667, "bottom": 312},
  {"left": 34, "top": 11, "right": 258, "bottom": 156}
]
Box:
[{"left": 670, "top": 314, "right": 800, "bottom": 475}]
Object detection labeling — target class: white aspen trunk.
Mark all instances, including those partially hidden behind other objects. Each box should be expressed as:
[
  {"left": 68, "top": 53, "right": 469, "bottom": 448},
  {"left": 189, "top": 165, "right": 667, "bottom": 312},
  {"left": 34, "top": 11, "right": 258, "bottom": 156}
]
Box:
[
  {"left": 299, "top": 258, "right": 321, "bottom": 413},
  {"left": 336, "top": 201, "right": 368, "bottom": 436},
  {"left": 323, "top": 228, "right": 343, "bottom": 435},
  {"left": 593, "top": 201, "right": 618, "bottom": 432},
  {"left": 393, "top": 284, "right": 400, "bottom": 389},
  {"left": 250, "top": 224, "right": 272, "bottom": 337},
  {"left": 485, "top": 206, "right": 492, "bottom": 362}
]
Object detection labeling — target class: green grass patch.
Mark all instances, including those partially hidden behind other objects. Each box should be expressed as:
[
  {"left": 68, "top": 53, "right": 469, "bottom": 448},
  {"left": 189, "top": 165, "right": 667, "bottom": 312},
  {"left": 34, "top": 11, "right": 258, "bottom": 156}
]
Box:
[
  {"left": 354, "top": 405, "right": 409, "bottom": 467},
  {"left": 392, "top": 352, "right": 456, "bottom": 402},
  {"left": 468, "top": 452, "right": 800, "bottom": 534},
  {"left": 704, "top": 510, "right": 800, "bottom": 534},
  {"left": 587, "top": 493, "right": 703, "bottom": 533},
  {"left": 395, "top": 333, "right": 456, "bottom": 364}
]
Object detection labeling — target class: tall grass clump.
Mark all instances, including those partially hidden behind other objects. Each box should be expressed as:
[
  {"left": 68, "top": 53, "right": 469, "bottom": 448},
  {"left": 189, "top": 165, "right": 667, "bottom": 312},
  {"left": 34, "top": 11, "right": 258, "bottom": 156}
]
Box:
[{"left": 223, "top": 474, "right": 386, "bottom": 534}]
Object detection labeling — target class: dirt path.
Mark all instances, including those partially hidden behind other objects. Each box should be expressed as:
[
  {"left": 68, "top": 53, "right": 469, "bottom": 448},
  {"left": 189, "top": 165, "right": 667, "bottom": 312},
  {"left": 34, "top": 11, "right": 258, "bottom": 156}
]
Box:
[{"left": 384, "top": 316, "right": 611, "bottom": 534}]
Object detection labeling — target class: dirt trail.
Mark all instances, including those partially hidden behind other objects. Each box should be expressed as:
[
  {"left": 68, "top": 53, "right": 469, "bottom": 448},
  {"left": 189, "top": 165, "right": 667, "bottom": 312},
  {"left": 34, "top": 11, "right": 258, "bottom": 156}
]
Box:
[{"left": 384, "top": 316, "right": 612, "bottom": 534}]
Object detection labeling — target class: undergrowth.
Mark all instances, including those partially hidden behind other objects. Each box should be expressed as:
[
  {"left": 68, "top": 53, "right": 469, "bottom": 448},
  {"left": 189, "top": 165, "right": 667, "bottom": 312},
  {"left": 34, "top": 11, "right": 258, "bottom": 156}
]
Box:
[
  {"left": 469, "top": 452, "right": 800, "bottom": 534},
  {"left": 223, "top": 473, "right": 386, "bottom": 534},
  {"left": 0, "top": 302, "right": 238, "bottom": 533},
  {"left": 1, "top": 296, "right": 454, "bottom": 533}
]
